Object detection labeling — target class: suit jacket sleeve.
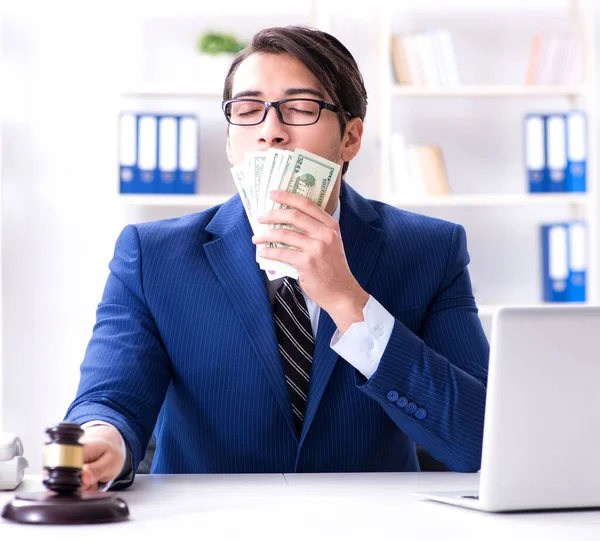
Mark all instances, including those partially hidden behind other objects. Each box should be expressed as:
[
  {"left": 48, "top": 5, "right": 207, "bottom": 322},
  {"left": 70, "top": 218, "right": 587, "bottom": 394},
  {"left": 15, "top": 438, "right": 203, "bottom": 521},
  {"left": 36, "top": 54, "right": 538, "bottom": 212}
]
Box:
[
  {"left": 64, "top": 225, "right": 172, "bottom": 476},
  {"left": 356, "top": 224, "right": 489, "bottom": 472}
]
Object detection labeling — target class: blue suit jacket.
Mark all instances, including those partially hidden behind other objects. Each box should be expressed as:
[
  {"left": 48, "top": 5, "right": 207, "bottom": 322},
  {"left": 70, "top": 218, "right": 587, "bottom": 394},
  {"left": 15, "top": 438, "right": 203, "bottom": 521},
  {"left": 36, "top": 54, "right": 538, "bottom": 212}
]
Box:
[{"left": 65, "top": 182, "right": 489, "bottom": 475}]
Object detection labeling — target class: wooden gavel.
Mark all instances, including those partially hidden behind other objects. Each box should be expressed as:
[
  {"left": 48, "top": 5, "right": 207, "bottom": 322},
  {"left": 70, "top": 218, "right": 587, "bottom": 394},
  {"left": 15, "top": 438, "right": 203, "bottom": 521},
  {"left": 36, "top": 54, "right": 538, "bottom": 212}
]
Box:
[
  {"left": 43, "top": 421, "right": 84, "bottom": 494},
  {"left": 1, "top": 421, "right": 129, "bottom": 524}
]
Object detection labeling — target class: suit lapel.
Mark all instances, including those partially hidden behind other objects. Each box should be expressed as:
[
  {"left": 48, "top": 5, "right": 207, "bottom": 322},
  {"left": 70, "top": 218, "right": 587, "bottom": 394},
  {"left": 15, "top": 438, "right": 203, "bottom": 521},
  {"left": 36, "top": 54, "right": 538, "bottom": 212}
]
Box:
[
  {"left": 299, "top": 183, "right": 384, "bottom": 445},
  {"left": 204, "top": 196, "right": 297, "bottom": 438}
]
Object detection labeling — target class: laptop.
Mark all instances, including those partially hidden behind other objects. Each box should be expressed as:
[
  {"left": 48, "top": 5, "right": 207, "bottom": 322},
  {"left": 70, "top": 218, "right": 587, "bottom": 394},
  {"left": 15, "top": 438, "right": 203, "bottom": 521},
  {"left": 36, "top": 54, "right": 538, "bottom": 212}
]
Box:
[{"left": 416, "top": 305, "right": 600, "bottom": 512}]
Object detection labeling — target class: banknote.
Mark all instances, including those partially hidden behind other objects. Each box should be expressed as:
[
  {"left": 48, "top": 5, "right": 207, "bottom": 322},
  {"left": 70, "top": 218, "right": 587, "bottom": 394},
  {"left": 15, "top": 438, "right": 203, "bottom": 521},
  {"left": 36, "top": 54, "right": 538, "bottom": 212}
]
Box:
[
  {"left": 230, "top": 147, "right": 340, "bottom": 280},
  {"left": 269, "top": 148, "right": 340, "bottom": 249},
  {"left": 255, "top": 149, "right": 294, "bottom": 274},
  {"left": 246, "top": 151, "right": 267, "bottom": 211},
  {"left": 258, "top": 149, "right": 286, "bottom": 215},
  {"left": 230, "top": 165, "right": 255, "bottom": 233},
  {"left": 254, "top": 150, "right": 289, "bottom": 274}
]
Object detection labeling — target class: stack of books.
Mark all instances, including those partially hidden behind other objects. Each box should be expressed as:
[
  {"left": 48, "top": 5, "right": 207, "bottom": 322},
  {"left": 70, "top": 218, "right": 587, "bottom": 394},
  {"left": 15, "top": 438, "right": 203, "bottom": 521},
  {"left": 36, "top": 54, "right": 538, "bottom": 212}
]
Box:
[
  {"left": 390, "top": 133, "right": 450, "bottom": 199},
  {"left": 391, "top": 30, "right": 460, "bottom": 86},
  {"left": 118, "top": 112, "right": 199, "bottom": 194},
  {"left": 525, "top": 32, "right": 584, "bottom": 85}
]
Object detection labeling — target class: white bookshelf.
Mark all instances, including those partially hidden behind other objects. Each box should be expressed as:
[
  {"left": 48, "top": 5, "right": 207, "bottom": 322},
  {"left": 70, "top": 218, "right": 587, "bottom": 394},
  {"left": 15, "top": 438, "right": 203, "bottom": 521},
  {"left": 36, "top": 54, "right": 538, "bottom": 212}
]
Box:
[
  {"left": 118, "top": 1, "right": 598, "bottom": 320},
  {"left": 118, "top": 0, "right": 329, "bottom": 208},
  {"left": 119, "top": 194, "right": 231, "bottom": 207},
  {"left": 376, "top": 0, "right": 598, "bottom": 316},
  {"left": 118, "top": 192, "right": 591, "bottom": 209},
  {"left": 393, "top": 193, "right": 590, "bottom": 207},
  {"left": 124, "top": 83, "right": 587, "bottom": 100},
  {"left": 391, "top": 84, "right": 587, "bottom": 98},
  {"left": 119, "top": 0, "right": 328, "bottom": 102},
  {"left": 121, "top": 85, "right": 223, "bottom": 99},
  {"left": 478, "top": 301, "right": 587, "bottom": 318},
  {"left": 477, "top": 305, "right": 501, "bottom": 318}
]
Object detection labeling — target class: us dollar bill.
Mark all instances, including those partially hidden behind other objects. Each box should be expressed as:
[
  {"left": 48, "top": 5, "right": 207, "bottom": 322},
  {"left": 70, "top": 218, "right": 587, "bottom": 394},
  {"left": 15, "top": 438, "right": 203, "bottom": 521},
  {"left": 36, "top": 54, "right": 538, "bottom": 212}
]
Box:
[
  {"left": 232, "top": 147, "right": 340, "bottom": 281},
  {"left": 258, "top": 149, "right": 284, "bottom": 214},
  {"left": 231, "top": 153, "right": 290, "bottom": 277},
  {"left": 230, "top": 165, "right": 256, "bottom": 233},
  {"left": 256, "top": 150, "right": 294, "bottom": 275},
  {"left": 268, "top": 148, "right": 340, "bottom": 249},
  {"left": 246, "top": 151, "right": 267, "bottom": 211}
]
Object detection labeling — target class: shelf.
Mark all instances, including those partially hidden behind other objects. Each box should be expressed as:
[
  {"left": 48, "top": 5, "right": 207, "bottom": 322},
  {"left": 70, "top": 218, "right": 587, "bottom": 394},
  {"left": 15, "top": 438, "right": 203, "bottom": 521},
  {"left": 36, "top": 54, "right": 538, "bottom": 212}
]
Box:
[
  {"left": 477, "top": 302, "right": 590, "bottom": 318},
  {"left": 122, "top": 84, "right": 588, "bottom": 99},
  {"left": 392, "top": 193, "right": 590, "bottom": 207},
  {"left": 118, "top": 193, "right": 589, "bottom": 209},
  {"left": 118, "top": 194, "right": 232, "bottom": 207},
  {"left": 477, "top": 305, "right": 502, "bottom": 318},
  {"left": 121, "top": 84, "right": 223, "bottom": 98},
  {"left": 391, "top": 84, "right": 587, "bottom": 98}
]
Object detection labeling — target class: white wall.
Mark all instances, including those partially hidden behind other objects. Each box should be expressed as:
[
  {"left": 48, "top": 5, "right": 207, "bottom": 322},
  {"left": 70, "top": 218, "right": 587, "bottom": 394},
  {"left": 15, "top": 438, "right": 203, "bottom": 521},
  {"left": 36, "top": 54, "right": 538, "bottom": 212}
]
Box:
[
  {"left": 2, "top": 4, "right": 136, "bottom": 465},
  {"left": 1, "top": 0, "right": 596, "bottom": 471}
]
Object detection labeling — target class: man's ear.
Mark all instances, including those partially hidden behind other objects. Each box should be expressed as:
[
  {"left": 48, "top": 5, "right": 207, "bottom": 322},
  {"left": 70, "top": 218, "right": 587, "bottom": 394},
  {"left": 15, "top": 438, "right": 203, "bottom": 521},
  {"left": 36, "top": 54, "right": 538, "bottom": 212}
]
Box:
[{"left": 340, "top": 118, "right": 363, "bottom": 163}]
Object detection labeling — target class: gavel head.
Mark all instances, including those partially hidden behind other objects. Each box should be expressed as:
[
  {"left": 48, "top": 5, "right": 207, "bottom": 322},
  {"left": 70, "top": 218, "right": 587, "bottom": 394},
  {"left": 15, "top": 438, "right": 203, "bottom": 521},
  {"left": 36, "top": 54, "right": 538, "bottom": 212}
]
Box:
[{"left": 42, "top": 421, "right": 84, "bottom": 495}]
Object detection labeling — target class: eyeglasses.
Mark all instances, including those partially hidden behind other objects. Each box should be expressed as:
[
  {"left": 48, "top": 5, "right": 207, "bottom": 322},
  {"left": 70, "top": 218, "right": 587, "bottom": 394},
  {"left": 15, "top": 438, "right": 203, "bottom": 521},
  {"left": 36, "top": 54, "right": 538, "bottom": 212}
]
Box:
[{"left": 222, "top": 98, "right": 352, "bottom": 126}]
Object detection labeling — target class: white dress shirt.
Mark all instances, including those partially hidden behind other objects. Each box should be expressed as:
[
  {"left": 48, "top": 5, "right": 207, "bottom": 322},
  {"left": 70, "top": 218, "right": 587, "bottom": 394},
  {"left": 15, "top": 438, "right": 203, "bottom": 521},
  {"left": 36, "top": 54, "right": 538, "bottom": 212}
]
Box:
[{"left": 85, "top": 197, "right": 395, "bottom": 488}]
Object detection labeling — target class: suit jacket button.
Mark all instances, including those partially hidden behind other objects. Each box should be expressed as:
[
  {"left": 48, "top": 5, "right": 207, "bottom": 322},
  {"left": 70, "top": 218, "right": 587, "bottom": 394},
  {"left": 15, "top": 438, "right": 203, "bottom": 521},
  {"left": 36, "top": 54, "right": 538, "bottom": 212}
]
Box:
[
  {"left": 386, "top": 391, "right": 399, "bottom": 402},
  {"left": 415, "top": 407, "right": 427, "bottom": 420},
  {"left": 396, "top": 396, "right": 408, "bottom": 408},
  {"left": 406, "top": 402, "right": 418, "bottom": 414}
]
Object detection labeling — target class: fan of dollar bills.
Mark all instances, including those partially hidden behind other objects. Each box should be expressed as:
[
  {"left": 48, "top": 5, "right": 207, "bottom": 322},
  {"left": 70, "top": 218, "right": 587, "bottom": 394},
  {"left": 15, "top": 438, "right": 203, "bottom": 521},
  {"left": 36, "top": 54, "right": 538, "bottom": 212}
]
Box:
[{"left": 230, "top": 148, "right": 341, "bottom": 281}]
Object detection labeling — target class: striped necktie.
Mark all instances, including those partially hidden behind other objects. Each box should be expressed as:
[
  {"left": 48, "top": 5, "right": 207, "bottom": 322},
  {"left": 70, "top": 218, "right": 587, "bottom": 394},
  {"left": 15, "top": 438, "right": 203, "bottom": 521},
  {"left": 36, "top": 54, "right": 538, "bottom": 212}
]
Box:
[{"left": 273, "top": 277, "right": 315, "bottom": 435}]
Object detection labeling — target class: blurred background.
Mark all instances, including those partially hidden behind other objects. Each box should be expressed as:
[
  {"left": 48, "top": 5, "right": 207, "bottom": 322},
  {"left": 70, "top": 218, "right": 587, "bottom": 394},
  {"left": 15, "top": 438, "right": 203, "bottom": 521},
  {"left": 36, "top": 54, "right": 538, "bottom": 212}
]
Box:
[{"left": 1, "top": 0, "right": 597, "bottom": 471}]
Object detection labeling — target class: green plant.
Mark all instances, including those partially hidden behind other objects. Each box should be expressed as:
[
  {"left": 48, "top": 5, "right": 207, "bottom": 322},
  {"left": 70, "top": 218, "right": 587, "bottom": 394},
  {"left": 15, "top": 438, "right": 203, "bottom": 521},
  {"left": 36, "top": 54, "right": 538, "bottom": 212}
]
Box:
[{"left": 197, "top": 32, "right": 246, "bottom": 55}]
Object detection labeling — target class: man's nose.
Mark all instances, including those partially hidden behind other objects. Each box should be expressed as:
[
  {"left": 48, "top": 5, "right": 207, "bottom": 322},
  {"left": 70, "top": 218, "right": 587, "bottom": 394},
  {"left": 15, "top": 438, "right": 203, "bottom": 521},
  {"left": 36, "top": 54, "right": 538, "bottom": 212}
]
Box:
[{"left": 258, "top": 105, "right": 289, "bottom": 145}]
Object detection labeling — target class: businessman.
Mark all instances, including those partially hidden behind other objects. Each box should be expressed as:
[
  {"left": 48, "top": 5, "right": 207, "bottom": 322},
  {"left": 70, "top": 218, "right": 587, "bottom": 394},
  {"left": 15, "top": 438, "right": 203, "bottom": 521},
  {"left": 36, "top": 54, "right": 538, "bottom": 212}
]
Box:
[{"left": 65, "top": 25, "right": 489, "bottom": 491}]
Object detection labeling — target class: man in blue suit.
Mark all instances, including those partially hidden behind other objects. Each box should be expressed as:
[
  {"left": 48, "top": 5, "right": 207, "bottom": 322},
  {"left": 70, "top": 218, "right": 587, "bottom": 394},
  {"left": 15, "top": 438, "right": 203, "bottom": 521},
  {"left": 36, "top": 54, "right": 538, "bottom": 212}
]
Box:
[{"left": 65, "top": 26, "right": 489, "bottom": 491}]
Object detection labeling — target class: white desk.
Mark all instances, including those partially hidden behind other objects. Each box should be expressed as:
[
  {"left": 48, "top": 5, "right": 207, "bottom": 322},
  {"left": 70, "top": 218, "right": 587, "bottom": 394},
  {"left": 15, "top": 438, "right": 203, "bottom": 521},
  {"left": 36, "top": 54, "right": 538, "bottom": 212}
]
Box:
[{"left": 1, "top": 473, "right": 599, "bottom": 540}]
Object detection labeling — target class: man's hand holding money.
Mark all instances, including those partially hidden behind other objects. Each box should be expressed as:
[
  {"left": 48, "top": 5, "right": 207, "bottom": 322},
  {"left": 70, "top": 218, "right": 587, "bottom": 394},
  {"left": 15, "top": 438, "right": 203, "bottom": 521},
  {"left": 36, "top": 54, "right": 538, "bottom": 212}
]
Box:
[{"left": 252, "top": 189, "right": 369, "bottom": 335}]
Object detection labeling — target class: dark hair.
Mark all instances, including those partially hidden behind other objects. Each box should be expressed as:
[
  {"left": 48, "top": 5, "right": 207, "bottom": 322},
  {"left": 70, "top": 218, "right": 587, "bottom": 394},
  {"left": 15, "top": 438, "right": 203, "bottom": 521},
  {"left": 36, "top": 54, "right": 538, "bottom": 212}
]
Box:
[{"left": 223, "top": 25, "right": 368, "bottom": 177}]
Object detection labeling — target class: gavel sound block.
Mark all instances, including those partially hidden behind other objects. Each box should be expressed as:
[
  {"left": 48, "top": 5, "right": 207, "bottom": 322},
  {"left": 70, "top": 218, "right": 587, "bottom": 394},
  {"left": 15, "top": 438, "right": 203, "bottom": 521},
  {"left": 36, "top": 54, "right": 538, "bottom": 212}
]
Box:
[{"left": 1, "top": 421, "right": 129, "bottom": 524}]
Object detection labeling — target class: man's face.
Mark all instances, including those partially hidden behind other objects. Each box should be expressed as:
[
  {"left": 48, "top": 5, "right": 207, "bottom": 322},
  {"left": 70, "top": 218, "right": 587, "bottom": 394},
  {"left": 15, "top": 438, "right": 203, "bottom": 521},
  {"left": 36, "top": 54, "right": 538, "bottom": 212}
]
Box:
[{"left": 226, "top": 52, "right": 343, "bottom": 168}]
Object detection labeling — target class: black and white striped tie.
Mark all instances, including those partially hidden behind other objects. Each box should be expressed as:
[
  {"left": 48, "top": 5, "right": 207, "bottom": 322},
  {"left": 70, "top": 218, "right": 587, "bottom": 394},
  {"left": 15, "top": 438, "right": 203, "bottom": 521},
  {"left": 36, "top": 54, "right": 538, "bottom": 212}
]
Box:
[{"left": 273, "top": 277, "right": 314, "bottom": 435}]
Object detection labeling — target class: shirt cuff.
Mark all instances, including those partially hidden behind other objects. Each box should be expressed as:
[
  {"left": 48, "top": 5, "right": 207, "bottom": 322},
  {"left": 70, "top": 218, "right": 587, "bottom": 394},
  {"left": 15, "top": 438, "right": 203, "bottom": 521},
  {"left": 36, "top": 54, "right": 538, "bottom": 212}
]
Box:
[
  {"left": 330, "top": 295, "right": 395, "bottom": 379},
  {"left": 80, "top": 420, "right": 127, "bottom": 492}
]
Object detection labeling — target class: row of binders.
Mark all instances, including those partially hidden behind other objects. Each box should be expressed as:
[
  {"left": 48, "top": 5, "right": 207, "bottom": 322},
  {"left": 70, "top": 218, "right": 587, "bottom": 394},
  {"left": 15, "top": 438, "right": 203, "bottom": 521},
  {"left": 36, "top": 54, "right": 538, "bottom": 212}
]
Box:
[
  {"left": 391, "top": 30, "right": 460, "bottom": 86},
  {"left": 525, "top": 32, "right": 584, "bottom": 85},
  {"left": 524, "top": 110, "right": 587, "bottom": 193},
  {"left": 541, "top": 221, "right": 586, "bottom": 302},
  {"left": 389, "top": 133, "right": 450, "bottom": 198},
  {"left": 119, "top": 112, "right": 199, "bottom": 194}
]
